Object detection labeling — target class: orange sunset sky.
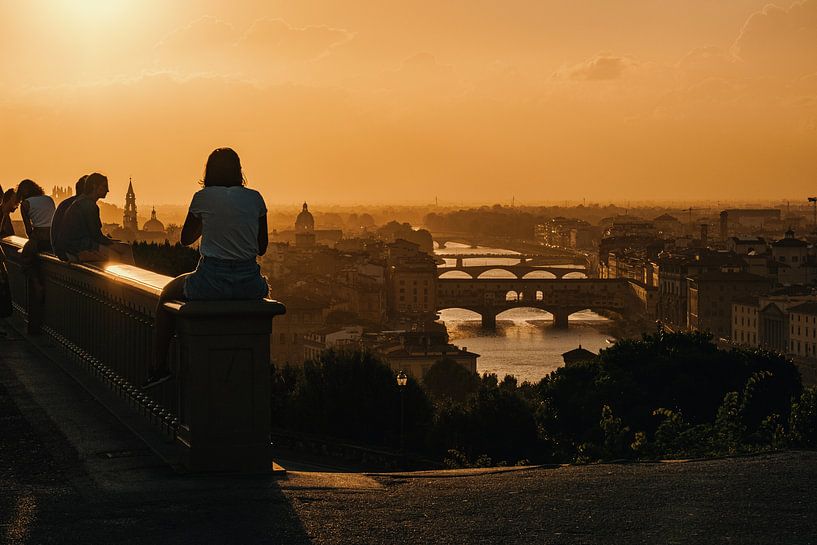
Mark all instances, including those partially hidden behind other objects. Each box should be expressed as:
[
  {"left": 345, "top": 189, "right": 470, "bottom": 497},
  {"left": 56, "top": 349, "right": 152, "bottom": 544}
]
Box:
[{"left": 0, "top": 0, "right": 815, "bottom": 205}]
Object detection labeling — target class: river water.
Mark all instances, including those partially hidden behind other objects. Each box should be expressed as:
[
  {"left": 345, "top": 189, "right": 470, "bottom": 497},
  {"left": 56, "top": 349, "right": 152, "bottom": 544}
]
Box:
[{"left": 436, "top": 243, "right": 613, "bottom": 384}]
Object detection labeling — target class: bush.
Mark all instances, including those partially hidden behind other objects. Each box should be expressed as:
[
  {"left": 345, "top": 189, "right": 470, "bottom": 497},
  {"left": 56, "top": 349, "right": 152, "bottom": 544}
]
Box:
[
  {"left": 279, "top": 349, "right": 433, "bottom": 448},
  {"left": 789, "top": 387, "right": 817, "bottom": 448}
]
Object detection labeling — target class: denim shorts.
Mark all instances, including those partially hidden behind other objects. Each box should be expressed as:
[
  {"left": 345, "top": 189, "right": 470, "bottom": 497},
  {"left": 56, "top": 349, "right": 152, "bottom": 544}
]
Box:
[{"left": 183, "top": 256, "right": 269, "bottom": 301}]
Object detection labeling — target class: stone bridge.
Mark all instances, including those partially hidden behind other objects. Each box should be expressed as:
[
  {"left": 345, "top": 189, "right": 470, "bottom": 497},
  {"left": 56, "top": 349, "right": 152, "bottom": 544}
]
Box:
[
  {"left": 436, "top": 277, "right": 643, "bottom": 328},
  {"left": 438, "top": 264, "right": 588, "bottom": 279}
]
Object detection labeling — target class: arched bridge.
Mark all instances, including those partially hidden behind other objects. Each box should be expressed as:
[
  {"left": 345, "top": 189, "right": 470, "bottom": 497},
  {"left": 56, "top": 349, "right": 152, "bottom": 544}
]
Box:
[
  {"left": 438, "top": 264, "right": 587, "bottom": 279},
  {"left": 437, "top": 277, "right": 643, "bottom": 328}
]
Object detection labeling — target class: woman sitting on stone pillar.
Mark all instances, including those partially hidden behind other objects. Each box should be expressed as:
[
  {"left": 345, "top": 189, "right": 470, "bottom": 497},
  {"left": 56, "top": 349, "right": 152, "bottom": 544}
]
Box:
[{"left": 143, "top": 147, "right": 269, "bottom": 388}]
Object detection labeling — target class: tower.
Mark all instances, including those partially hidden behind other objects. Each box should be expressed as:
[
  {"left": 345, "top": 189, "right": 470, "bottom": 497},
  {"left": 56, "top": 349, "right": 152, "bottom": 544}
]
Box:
[{"left": 123, "top": 177, "right": 138, "bottom": 232}]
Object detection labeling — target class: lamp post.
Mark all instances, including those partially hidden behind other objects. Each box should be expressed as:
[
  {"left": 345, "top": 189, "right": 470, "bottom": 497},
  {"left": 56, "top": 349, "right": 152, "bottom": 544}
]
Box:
[{"left": 396, "top": 370, "right": 408, "bottom": 458}]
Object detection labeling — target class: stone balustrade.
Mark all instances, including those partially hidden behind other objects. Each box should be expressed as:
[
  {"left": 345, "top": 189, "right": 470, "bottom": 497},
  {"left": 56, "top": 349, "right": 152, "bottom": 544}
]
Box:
[{"left": 1, "top": 235, "right": 285, "bottom": 472}]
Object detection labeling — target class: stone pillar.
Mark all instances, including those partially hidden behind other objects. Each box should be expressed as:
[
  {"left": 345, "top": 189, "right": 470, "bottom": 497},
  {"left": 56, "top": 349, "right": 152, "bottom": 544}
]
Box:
[
  {"left": 456, "top": 257, "right": 464, "bottom": 267},
  {"left": 481, "top": 311, "right": 497, "bottom": 330},
  {"left": 552, "top": 310, "right": 569, "bottom": 329},
  {"left": 165, "top": 299, "right": 286, "bottom": 473}
]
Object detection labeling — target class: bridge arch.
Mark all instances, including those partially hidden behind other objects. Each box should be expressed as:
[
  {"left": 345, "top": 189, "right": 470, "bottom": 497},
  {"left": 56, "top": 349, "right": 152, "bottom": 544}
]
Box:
[
  {"left": 522, "top": 270, "right": 557, "bottom": 280},
  {"left": 438, "top": 270, "right": 474, "bottom": 279},
  {"left": 477, "top": 268, "right": 519, "bottom": 279},
  {"left": 436, "top": 307, "right": 482, "bottom": 320},
  {"left": 562, "top": 271, "right": 588, "bottom": 279}
]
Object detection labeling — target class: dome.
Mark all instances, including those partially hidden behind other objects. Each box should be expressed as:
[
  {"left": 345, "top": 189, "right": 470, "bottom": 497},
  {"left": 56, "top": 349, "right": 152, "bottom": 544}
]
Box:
[
  {"left": 143, "top": 207, "right": 165, "bottom": 232},
  {"left": 295, "top": 202, "right": 314, "bottom": 232}
]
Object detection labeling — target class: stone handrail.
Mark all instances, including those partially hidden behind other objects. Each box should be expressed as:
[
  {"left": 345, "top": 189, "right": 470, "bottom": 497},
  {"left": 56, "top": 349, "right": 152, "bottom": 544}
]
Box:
[{"left": 1, "top": 235, "right": 286, "bottom": 472}]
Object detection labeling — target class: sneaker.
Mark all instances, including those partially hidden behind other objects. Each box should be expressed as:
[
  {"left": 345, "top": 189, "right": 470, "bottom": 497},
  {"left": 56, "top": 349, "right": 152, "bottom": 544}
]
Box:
[{"left": 141, "top": 370, "right": 173, "bottom": 390}]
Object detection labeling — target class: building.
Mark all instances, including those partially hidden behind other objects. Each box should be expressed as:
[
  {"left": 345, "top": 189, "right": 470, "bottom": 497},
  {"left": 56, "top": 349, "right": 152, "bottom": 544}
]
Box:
[
  {"left": 728, "top": 237, "right": 767, "bottom": 255},
  {"left": 107, "top": 179, "right": 174, "bottom": 243},
  {"left": 295, "top": 202, "right": 316, "bottom": 248},
  {"left": 788, "top": 302, "right": 817, "bottom": 359},
  {"left": 719, "top": 209, "right": 781, "bottom": 238},
  {"left": 386, "top": 239, "right": 438, "bottom": 326},
  {"left": 303, "top": 326, "right": 364, "bottom": 362},
  {"left": 272, "top": 202, "right": 343, "bottom": 247},
  {"left": 366, "top": 330, "right": 479, "bottom": 380},
  {"left": 123, "top": 179, "right": 138, "bottom": 233},
  {"left": 731, "top": 289, "right": 817, "bottom": 353},
  {"left": 687, "top": 270, "right": 773, "bottom": 339},
  {"left": 603, "top": 216, "right": 657, "bottom": 238},
  {"left": 143, "top": 207, "right": 165, "bottom": 234},
  {"left": 535, "top": 218, "right": 597, "bottom": 250},
  {"left": 653, "top": 214, "right": 684, "bottom": 238},
  {"left": 270, "top": 297, "right": 327, "bottom": 367},
  {"left": 561, "top": 345, "right": 597, "bottom": 366},
  {"left": 732, "top": 296, "right": 759, "bottom": 347},
  {"left": 51, "top": 185, "right": 72, "bottom": 204},
  {"left": 657, "top": 249, "right": 749, "bottom": 331},
  {"left": 771, "top": 229, "right": 815, "bottom": 285}
]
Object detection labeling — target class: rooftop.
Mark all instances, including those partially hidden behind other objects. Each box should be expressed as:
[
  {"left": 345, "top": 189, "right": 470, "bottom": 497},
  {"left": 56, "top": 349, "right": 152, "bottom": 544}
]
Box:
[{"left": 788, "top": 302, "right": 817, "bottom": 316}]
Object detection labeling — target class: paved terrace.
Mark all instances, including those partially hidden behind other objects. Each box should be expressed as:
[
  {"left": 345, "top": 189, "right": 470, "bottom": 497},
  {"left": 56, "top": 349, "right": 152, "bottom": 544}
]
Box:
[{"left": 2, "top": 328, "right": 816, "bottom": 544}]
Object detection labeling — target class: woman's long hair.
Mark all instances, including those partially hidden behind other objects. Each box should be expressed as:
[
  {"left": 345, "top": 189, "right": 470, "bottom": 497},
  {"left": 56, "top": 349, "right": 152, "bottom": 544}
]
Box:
[
  {"left": 201, "top": 148, "right": 246, "bottom": 187},
  {"left": 16, "top": 179, "right": 45, "bottom": 201}
]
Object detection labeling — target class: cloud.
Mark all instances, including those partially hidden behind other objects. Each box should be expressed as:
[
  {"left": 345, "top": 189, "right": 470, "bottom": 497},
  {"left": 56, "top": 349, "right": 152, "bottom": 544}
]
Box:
[
  {"left": 557, "top": 54, "right": 641, "bottom": 81},
  {"left": 154, "top": 16, "right": 236, "bottom": 60},
  {"left": 153, "top": 16, "right": 354, "bottom": 78},
  {"left": 732, "top": 0, "right": 817, "bottom": 77},
  {"left": 239, "top": 18, "right": 353, "bottom": 62}
]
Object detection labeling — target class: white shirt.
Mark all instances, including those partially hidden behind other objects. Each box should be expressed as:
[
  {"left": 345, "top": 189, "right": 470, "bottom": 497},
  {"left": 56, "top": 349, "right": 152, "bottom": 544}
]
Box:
[
  {"left": 188, "top": 186, "right": 267, "bottom": 261},
  {"left": 25, "top": 195, "right": 56, "bottom": 228}
]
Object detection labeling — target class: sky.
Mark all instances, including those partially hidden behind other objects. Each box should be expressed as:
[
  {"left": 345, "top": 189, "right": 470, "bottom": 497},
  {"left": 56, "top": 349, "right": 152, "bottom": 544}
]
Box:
[{"left": 0, "top": 0, "right": 815, "bottom": 206}]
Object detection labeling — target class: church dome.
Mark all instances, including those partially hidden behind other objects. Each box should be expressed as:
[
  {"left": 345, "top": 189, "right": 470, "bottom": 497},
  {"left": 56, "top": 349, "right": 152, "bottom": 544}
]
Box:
[
  {"left": 295, "top": 202, "right": 315, "bottom": 232},
  {"left": 143, "top": 207, "right": 165, "bottom": 232}
]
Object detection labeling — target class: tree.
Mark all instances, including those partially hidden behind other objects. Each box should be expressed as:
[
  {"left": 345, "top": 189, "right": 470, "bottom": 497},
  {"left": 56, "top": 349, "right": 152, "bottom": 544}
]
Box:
[
  {"left": 281, "top": 349, "right": 433, "bottom": 448},
  {"left": 422, "top": 359, "right": 481, "bottom": 404},
  {"left": 536, "top": 331, "right": 802, "bottom": 460}
]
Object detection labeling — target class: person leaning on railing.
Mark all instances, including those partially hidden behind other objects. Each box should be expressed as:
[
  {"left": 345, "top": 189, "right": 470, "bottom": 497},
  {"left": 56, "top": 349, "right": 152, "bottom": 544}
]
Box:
[
  {"left": 51, "top": 174, "right": 87, "bottom": 261},
  {"left": 60, "top": 172, "right": 134, "bottom": 265},
  {"left": 0, "top": 186, "right": 16, "bottom": 238},
  {"left": 16, "top": 179, "right": 56, "bottom": 263},
  {"left": 0, "top": 186, "right": 18, "bottom": 323},
  {"left": 143, "top": 147, "right": 269, "bottom": 389}
]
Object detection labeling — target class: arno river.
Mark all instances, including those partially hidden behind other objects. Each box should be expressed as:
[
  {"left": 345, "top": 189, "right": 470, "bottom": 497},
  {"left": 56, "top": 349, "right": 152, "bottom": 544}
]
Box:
[{"left": 435, "top": 243, "right": 613, "bottom": 384}]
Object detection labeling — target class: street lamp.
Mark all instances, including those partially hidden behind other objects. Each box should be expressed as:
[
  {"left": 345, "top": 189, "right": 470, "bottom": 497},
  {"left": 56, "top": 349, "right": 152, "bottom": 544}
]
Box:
[{"left": 396, "top": 371, "right": 408, "bottom": 458}]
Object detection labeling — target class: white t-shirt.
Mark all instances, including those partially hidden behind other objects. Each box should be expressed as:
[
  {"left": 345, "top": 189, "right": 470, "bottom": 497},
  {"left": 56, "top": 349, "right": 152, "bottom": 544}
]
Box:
[
  {"left": 26, "top": 195, "right": 56, "bottom": 228},
  {"left": 188, "top": 186, "right": 267, "bottom": 261}
]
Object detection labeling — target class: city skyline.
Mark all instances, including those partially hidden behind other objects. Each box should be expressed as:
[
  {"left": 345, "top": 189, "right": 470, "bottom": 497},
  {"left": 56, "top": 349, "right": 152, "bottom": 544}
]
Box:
[{"left": 1, "top": 0, "right": 815, "bottom": 204}]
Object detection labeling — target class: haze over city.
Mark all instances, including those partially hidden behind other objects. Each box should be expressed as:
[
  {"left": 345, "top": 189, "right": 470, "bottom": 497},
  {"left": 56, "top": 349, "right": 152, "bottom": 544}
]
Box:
[{"left": 1, "top": 0, "right": 815, "bottom": 205}]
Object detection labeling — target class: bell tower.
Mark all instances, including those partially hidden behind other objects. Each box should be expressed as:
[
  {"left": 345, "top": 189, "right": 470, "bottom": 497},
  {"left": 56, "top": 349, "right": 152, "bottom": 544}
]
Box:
[{"left": 123, "top": 177, "right": 138, "bottom": 232}]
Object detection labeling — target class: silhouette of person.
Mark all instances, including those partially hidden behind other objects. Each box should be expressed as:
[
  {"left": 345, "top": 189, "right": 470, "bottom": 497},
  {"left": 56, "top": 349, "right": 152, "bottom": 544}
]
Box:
[
  {"left": 144, "top": 148, "right": 269, "bottom": 388},
  {"left": 17, "top": 179, "right": 56, "bottom": 258},
  {"left": 61, "top": 172, "right": 134, "bottom": 264},
  {"left": 0, "top": 187, "right": 16, "bottom": 238},
  {"left": 51, "top": 175, "right": 87, "bottom": 261},
  {"left": 0, "top": 187, "right": 18, "bottom": 322}
]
